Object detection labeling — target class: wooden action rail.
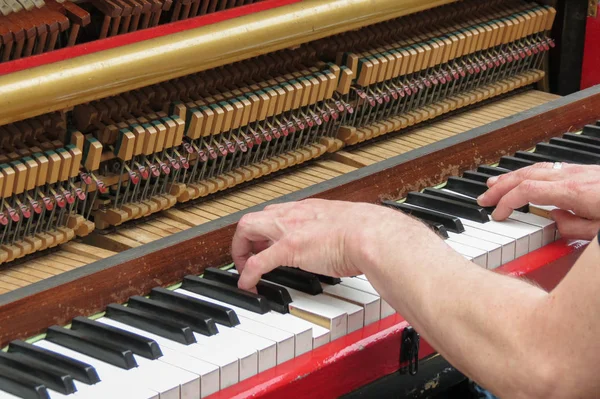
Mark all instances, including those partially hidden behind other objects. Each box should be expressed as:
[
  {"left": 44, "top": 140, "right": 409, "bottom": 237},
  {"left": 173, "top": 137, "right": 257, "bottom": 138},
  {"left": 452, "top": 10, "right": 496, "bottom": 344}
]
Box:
[
  {"left": 0, "top": 0, "right": 557, "bottom": 266},
  {"left": 0, "top": 84, "right": 598, "bottom": 348}
]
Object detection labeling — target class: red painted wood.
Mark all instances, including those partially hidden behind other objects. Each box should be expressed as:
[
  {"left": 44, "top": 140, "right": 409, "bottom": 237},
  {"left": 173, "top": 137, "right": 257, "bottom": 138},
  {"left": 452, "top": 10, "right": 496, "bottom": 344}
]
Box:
[
  {"left": 0, "top": 0, "right": 300, "bottom": 77},
  {"left": 208, "top": 239, "right": 586, "bottom": 399},
  {"left": 581, "top": 7, "right": 600, "bottom": 90}
]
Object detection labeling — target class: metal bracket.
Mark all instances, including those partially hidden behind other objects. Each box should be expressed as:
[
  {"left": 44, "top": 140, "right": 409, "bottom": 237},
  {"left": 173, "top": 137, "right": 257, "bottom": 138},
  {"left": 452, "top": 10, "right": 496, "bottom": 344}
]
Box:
[
  {"left": 399, "top": 326, "right": 420, "bottom": 376},
  {"left": 589, "top": 0, "right": 598, "bottom": 17}
]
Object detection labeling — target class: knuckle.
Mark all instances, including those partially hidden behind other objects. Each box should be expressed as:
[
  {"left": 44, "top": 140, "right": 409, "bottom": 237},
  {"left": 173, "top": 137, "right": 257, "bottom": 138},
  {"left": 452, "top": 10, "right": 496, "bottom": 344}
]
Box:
[
  {"left": 238, "top": 213, "right": 255, "bottom": 228},
  {"left": 519, "top": 179, "right": 537, "bottom": 193},
  {"left": 562, "top": 179, "right": 581, "bottom": 195}
]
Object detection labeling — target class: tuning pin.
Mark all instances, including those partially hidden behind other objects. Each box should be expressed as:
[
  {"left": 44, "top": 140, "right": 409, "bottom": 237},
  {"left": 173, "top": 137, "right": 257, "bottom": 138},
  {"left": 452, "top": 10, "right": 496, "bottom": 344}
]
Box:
[{"left": 0, "top": 212, "right": 8, "bottom": 226}]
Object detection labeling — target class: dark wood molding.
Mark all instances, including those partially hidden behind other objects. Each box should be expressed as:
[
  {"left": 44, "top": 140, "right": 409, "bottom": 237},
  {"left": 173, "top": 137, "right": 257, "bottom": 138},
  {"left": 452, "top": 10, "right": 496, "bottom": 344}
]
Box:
[{"left": 1, "top": 85, "right": 599, "bottom": 347}]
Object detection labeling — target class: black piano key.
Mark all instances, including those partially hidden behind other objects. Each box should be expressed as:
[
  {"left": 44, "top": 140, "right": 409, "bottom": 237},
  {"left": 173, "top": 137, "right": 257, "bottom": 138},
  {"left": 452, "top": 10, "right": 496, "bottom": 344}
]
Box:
[
  {"left": 71, "top": 317, "right": 163, "bottom": 360},
  {"left": 422, "top": 188, "right": 528, "bottom": 214},
  {"left": 381, "top": 200, "right": 465, "bottom": 233},
  {"left": 563, "top": 132, "right": 600, "bottom": 146},
  {"left": 203, "top": 268, "right": 291, "bottom": 314},
  {"left": 182, "top": 276, "right": 271, "bottom": 314},
  {"left": 423, "top": 220, "right": 449, "bottom": 239},
  {"left": 127, "top": 296, "right": 219, "bottom": 336},
  {"left": 45, "top": 326, "right": 137, "bottom": 370},
  {"left": 514, "top": 150, "right": 566, "bottom": 163},
  {"left": 105, "top": 304, "right": 196, "bottom": 345},
  {"left": 549, "top": 137, "right": 600, "bottom": 154},
  {"left": 477, "top": 165, "right": 510, "bottom": 176},
  {"left": 462, "top": 170, "right": 492, "bottom": 183},
  {"left": 0, "top": 351, "right": 75, "bottom": 395},
  {"left": 582, "top": 124, "right": 600, "bottom": 138},
  {"left": 150, "top": 287, "right": 240, "bottom": 327},
  {"left": 445, "top": 176, "right": 489, "bottom": 198},
  {"left": 0, "top": 364, "right": 50, "bottom": 399},
  {"left": 7, "top": 340, "right": 100, "bottom": 385},
  {"left": 535, "top": 142, "right": 600, "bottom": 164},
  {"left": 261, "top": 267, "right": 323, "bottom": 296},
  {"left": 310, "top": 273, "right": 342, "bottom": 285},
  {"left": 406, "top": 192, "right": 489, "bottom": 223},
  {"left": 498, "top": 156, "right": 535, "bottom": 170}
]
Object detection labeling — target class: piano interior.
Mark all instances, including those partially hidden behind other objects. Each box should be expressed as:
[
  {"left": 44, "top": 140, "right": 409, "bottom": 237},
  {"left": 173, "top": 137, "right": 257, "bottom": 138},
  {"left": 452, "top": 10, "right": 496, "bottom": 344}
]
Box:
[{"left": 0, "top": 0, "right": 597, "bottom": 397}]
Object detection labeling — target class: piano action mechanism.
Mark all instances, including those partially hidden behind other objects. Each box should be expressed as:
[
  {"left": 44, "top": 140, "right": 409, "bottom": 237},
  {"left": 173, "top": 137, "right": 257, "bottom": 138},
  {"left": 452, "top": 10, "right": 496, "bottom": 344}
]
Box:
[{"left": 0, "top": 0, "right": 597, "bottom": 397}]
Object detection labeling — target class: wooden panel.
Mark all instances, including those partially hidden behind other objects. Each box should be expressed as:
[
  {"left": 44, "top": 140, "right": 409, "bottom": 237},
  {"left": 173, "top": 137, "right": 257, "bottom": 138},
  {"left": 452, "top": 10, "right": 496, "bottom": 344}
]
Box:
[{"left": 0, "top": 85, "right": 599, "bottom": 347}]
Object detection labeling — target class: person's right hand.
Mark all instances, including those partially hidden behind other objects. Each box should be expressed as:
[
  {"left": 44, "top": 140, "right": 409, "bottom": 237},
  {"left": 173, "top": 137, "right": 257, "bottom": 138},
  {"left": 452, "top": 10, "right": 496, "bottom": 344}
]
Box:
[{"left": 477, "top": 162, "right": 600, "bottom": 240}]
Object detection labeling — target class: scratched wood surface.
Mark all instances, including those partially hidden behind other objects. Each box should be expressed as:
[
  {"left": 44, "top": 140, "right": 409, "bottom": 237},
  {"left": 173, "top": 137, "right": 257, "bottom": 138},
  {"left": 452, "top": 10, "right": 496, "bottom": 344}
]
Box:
[{"left": 0, "top": 85, "right": 599, "bottom": 347}]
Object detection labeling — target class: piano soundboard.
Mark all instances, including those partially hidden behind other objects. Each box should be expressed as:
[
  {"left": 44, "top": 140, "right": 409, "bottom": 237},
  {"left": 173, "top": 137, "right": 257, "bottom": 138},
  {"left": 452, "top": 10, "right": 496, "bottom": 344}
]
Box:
[{"left": 0, "top": 0, "right": 597, "bottom": 397}]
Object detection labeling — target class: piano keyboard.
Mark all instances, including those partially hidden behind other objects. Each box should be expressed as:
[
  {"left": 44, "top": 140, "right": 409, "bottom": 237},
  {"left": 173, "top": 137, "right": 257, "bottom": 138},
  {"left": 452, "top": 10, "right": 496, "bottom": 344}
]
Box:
[
  {"left": 0, "top": 90, "right": 558, "bottom": 295},
  {"left": 0, "top": 0, "right": 263, "bottom": 63},
  {"left": 0, "top": 0, "right": 556, "bottom": 267},
  {"left": 1, "top": 111, "right": 597, "bottom": 399}
]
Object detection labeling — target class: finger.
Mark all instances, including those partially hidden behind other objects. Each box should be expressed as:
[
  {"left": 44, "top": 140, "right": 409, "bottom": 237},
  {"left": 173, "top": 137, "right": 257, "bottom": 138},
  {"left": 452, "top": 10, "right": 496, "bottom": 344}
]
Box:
[
  {"left": 252, "top": 240, "right": 272, "bottom": 254},
  {"left": 479, "top": 166, "right": 566, "bottom": 207},
  {"left": 237, "top": 241, "right": 291, "bottom": 291},
  {"left": 550, "top": 209, "right": 600, "bottom": 240},
  {"left": 232, "top": 213, "right": 286, "bottom": 270},
  {"left": 491, "top": 180, "right": 575, "bottom": 221}
]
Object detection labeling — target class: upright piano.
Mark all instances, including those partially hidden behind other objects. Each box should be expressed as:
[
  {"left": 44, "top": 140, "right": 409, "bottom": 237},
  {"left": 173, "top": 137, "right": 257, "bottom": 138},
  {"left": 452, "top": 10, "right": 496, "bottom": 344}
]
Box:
[{"left": 0, "top": 0, "right": 597, "bottom": 398}]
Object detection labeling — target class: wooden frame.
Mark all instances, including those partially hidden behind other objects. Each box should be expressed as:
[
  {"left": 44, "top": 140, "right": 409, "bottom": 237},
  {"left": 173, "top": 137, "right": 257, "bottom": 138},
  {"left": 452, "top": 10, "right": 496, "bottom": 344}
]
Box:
[{"left": 1, "top": 85, "right": 599, "bottom": 347}]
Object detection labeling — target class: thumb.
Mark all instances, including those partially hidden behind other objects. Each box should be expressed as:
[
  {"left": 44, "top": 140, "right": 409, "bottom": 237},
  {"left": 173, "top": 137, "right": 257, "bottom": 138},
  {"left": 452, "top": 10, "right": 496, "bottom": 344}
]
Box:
[{"left": 550, "top": 209, "right": 600, "bottom": 240}]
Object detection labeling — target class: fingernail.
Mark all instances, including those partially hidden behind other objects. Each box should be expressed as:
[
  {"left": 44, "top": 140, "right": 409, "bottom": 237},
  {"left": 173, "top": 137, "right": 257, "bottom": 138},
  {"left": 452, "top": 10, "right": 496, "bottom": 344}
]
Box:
[
  {"left": 477, "top": 193, "right": 485, "bottom": 205},
  {"left": 488, "top": 176, "right": 498, "bottom": 186}
]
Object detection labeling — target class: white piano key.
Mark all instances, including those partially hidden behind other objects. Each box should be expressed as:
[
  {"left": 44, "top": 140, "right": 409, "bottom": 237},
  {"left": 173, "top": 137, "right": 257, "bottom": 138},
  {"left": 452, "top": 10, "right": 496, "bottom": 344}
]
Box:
[
  {"left": 174, "top": 290, "right": 294, "bottom": 364},
  {"left": 226, "top": 270, "right": 329, "bottom": 351},
  {"left": 35, "top": 341, "right": 160, "bottom": 399},
  {"left": 0, "top": 392, "right": 20, "bottom": 399},
  {"left": 509, "top": 211, "right": 556, "bottom": 246},
  {"left": 445, "top": 240, "right": 487, "bottom": 267},
  {"left": 260, "top": 282, "right": 353, "bottom": 340},
  {"left": 96, "top": 317, "right": 237, "bottom": 391},
  {"left": 159, "top": 347, "right": 219, "bottom": 398},
  {"left": 447, "top": 232, "right": 502, "bottom": 269},
  {"left": 462, "top": 225, "right": 516, "bottom": 265},
  {"left": 213, "top": 325, "right": 274, "bottom": 376},
  {"left": 458, "top": 218, "right": 534, "bottom": 257},
  {"left": 321, "top": 282, "right": 381, "bottom": 326},
  {"left": 443, "top": 188, "right": 542, "bottom": 253},
  {"left": 133, "top": 355, "right": 199, "bottom": 399},
  {"left": 339, "top": 278, "right": 395, "bottom": 318}
]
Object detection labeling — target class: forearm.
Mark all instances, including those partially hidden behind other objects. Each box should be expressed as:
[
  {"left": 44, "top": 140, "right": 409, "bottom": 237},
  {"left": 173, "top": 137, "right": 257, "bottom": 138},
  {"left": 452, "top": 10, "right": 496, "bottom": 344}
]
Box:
[{"left": 360, "top": 226, "right": 554, "bottom": 398}]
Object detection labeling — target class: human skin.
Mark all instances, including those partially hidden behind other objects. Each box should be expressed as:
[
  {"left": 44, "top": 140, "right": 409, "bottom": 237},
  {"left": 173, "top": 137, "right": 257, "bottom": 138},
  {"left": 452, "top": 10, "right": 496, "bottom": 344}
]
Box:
[{"left": 231, "top": 163, "right": 600, "bottom": 398}]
